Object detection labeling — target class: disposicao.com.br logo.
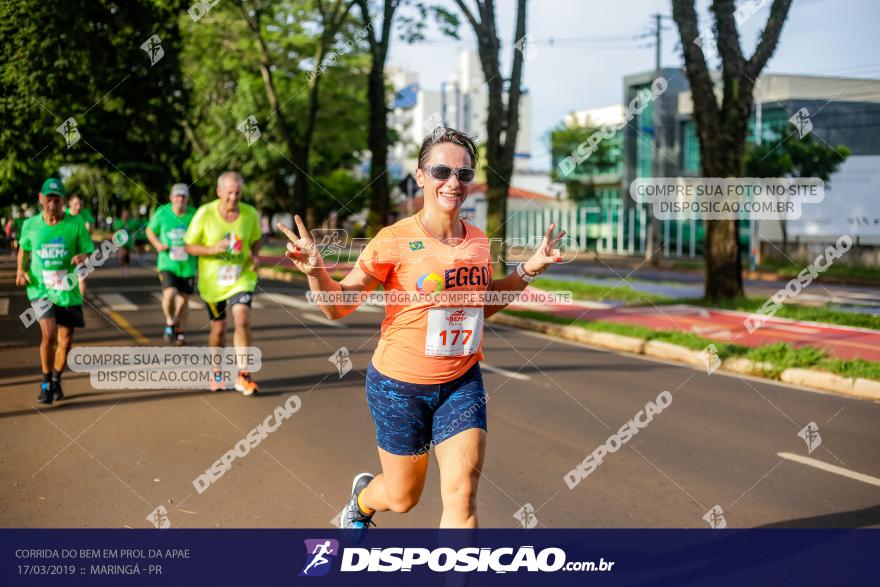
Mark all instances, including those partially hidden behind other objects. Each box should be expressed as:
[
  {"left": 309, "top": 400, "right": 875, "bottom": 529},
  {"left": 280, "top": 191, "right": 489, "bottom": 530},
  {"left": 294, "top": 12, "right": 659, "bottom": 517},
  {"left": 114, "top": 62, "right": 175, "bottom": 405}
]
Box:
[
  {"left": 300, "top": 539, "right": 340, "bottom": 577},
  {"left": 300, "top": 541, "right": 614, "bottom": 575}
]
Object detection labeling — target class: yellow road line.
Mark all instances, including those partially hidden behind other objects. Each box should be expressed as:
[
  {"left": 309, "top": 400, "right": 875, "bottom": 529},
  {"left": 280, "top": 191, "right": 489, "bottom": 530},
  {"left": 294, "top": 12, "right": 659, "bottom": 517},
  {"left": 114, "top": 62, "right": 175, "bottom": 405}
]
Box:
[{"left": 103, "top": 307, "right": 150, "bottom": 345}]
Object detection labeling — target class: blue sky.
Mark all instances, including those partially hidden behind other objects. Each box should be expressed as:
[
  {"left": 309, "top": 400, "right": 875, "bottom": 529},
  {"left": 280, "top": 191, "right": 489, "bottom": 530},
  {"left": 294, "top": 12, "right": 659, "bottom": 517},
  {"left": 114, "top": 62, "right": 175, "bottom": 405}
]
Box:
[{"left": 387, "top": 0, "right": 880, "bottom": 170}]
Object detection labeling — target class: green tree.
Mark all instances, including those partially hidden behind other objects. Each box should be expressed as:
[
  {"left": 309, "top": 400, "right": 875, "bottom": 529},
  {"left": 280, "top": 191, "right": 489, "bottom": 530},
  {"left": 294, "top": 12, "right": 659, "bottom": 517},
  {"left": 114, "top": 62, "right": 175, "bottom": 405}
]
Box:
[
  {"left": 671, "top": 0, "right": 793, "bottom": 300},
  {"left": 745, "top": 134, "right": 850, "bottom": 253},
  {"left": 453, "top": 0, "right": 528, "bottom": 272},
  {"left": 550, "top": 118, "right": 618, "bottom": 204},
  {"left": 354, "top": 0, "right": 459, "bottom": 234},
  {"left": 0, "top": 0, "right": 191, "bottom": 207},
  {"left": 181, "top": 0, "right": 369, "bottom": 220}
]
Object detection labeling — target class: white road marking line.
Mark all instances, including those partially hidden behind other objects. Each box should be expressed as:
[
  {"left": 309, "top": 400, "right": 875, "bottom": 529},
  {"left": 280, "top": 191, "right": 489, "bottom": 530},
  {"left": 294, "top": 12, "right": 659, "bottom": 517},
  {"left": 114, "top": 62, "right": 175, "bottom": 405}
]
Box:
[
  {"left": 766, "top": 324, "right": 821, "bottom": 334},
  {"left": 262, "top": 292, "right": 312, "bottom": 310},
  {"left": 151, "top": 292, "right": 205, "bottom": 310},
  {"left": 481, "top": 363, "right": 531, "bottom": 380},
  {"left": 777, "top": 452, "right": 880, "bottom": 488},
  {"left": 0, "top": 297, "right": 9, "bottom": 316},
  {"left": 98, "top": 293, "right": 138, "bottom": 312},
  {"left": 690, "top": 325, "right": 734, "bottom": 338},
  {"left": 263, "top": 291, "right": 376, "bottom": 313},
  {"left": 302, "top": 312, "right": 344, "bottom": 328}
]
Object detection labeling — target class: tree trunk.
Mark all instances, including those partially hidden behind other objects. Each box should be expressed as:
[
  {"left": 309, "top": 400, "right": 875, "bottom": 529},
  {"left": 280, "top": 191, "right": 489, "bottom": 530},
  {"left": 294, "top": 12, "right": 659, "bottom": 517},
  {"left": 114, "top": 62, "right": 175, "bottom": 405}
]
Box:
[
  {"left": 780, "top": 218, "right": 788, "bottom": 255},
  {"left": 701, "top": 133, "right": 747, "bottom": 300},
  {"left": 671, "top": 0, "right": 793, "bottom": 301},
  {"left": 452, "top": 0, "right": 526, "bottom": 274},
  {"left": 366, "top": 57, "right": 390, "bottom": 230}
]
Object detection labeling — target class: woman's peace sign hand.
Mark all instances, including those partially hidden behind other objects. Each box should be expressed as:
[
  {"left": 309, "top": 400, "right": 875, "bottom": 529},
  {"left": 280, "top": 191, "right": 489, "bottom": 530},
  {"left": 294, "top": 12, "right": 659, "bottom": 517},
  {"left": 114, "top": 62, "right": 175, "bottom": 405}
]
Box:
[{"left": 277, "top": 214, "right": 323, "bottom": 276}]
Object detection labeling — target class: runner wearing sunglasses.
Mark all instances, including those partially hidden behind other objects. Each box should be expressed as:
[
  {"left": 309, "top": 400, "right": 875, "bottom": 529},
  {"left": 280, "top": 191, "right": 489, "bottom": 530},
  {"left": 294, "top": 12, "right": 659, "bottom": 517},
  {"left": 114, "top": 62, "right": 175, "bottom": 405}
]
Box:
[{"left": 278, "top": 127, "right": 565, "bottom": 528}]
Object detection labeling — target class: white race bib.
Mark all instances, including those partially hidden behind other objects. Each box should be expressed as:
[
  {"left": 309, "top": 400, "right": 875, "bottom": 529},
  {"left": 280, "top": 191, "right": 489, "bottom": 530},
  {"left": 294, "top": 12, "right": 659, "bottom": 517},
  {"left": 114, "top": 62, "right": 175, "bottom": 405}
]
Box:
[
  {"left": 217, "top": 265, "right": 241, "bottom": 287},
  {"left": 169, "top": 246, "right": 188, "bottom": 261},
  {"left": 43, "top": 269, "right": 71, "bottom": 291},
  {"left": 425, "top": 307, "right": 483, "bottom": 357}
]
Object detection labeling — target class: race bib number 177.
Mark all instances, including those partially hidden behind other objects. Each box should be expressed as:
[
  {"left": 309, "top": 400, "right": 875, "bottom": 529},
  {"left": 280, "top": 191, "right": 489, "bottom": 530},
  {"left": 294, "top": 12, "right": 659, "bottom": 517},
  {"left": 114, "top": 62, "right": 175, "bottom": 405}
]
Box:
[{"left": 424, "top": 307, "right": 483, "bottom": 357}]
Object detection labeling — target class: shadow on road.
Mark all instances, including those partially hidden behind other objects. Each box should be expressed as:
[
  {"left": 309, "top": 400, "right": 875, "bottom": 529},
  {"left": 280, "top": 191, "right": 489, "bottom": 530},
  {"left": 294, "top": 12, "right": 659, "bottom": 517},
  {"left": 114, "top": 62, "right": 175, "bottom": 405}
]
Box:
[
  {"left": 757, "top": 504, "right": 880, "bottom": 528},
  {"left": 0, "top": 373, "right": 359, "bottom": 420}
]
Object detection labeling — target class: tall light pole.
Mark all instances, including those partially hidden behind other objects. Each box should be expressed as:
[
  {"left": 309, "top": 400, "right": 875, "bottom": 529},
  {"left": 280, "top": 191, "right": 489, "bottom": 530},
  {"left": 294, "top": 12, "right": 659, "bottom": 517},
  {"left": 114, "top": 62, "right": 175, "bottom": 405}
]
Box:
[{"left": 646, "top": 13, "right": 664, "bottom": 265}]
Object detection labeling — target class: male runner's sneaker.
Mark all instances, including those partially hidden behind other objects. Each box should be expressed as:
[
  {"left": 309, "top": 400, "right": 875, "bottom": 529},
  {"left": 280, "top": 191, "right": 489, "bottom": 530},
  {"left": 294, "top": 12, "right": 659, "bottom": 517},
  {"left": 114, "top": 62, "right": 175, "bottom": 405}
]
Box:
[
  {"left": 209, "top": 370, "right": 225, "bottom": 392},
  {"left": 37, "top": 382, "right": 54, "bottom": 405},
  {"left": 163, "top": 324, "right": 175, "bottom": 343},
  {"left": 175, "top": 331, "right": 186, "bottom": 347},
  {"left": 54, "top": 380, "right": 64, "bottom": 401},
  {"left": 235, "top": 372, "right": 259, "bottom": 396},
  {"left": 340, "top": 473, "right": 376, "bottom": 529}
]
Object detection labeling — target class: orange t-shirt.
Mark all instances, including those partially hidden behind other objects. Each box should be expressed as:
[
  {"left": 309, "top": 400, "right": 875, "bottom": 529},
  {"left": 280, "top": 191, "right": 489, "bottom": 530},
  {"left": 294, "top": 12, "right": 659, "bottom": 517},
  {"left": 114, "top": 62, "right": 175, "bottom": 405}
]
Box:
[{"left": 357, "top": 214, "right": 493, "bottom": 384}]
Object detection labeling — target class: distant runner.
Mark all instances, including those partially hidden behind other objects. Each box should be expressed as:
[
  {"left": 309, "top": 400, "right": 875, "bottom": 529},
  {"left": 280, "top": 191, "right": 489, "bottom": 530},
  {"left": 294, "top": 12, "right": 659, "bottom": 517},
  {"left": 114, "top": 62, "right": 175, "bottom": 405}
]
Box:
[
  {"left": 185, "top": 171, "right": 262, "bottom": 395},
  {"left": 277, "top": 128, "right": 565, "bottom": 528},
  {"left": 146, "top": 183, "right": 197, "bottom": 345},
  {"left": 16, "top": 178, "right": 95, "bottom": 404},
  {"left": 113, "top": 209, "right": 135, "bottom": 278},
  {"left": 66, "top": 193, "right": 95, "bottom": 297}
]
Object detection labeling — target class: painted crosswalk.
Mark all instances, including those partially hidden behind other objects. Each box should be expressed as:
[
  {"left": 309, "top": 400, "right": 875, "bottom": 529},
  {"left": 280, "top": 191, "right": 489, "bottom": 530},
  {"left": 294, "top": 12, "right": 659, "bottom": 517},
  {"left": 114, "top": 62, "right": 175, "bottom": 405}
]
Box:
[
  {"left": 96, "top": 293, "right": 138, "bottom": 311},
  {"left": 261, "top": 292, "right": 344, "bottom": 327},
  {"left": 261, "top": 291, "right": 380, "bottom": 314},
  {"left": 84, "top": 289, "right": 368, "bottom": 329},
  {"left": 150, "top": 292, "right": 207, "bottom": 310}
]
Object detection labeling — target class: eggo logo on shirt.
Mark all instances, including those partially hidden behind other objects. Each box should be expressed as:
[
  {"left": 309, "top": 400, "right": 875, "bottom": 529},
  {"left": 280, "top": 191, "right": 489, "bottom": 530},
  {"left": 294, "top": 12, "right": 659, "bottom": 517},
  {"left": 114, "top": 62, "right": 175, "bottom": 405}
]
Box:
[{"left": 442, "top": 266, "right": 490, "bottom": 289}]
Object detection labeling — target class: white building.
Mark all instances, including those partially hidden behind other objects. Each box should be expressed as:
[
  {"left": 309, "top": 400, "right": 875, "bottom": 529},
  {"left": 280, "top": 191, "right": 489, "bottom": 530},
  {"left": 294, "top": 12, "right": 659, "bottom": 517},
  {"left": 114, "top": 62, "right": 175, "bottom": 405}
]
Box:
[
  {"left": 565, "top": 104, "right": 624, "bottom": 128},
  {"left": 389, "top": 50, "right": 532, "bottom": 174}
]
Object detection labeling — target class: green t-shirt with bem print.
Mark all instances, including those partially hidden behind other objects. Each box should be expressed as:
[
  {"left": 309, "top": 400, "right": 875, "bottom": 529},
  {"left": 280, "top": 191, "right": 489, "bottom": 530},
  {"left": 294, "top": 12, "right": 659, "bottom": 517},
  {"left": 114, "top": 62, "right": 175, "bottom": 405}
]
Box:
[
  {"left": 20, "top": 213, "right": 95, "bottom": 307},
  {"left": 148, "top": 203, "right": 197, "bottom": 277}
]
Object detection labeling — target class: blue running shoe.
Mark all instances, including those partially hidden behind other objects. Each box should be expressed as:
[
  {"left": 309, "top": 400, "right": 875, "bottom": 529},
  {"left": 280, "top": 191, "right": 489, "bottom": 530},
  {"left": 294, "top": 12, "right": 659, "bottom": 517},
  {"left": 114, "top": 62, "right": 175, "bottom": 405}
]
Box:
[
  {"left": 340, "top": 473, "right": 376, "bottom": 529},
  {"left": 37, "top": 382, "right": 54, "bottom": 405}
]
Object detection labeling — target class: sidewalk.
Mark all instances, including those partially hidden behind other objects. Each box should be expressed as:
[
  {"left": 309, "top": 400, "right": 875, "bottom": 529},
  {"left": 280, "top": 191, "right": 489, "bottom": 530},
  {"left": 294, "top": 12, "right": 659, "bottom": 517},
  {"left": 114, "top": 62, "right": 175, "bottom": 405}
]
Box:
[
  {"left": 254, "top": 252, "right": 880, "bottom": 362},
  {"left": 508, "top": 293, "right": 880, "bottom": 362}
]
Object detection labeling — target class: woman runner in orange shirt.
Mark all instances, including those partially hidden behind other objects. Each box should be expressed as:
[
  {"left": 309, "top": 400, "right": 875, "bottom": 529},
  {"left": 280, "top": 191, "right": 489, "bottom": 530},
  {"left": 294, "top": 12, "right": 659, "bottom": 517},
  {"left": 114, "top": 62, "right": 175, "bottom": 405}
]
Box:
[{"left": 278, "top": 128, "right": 565, "bottom": 529}]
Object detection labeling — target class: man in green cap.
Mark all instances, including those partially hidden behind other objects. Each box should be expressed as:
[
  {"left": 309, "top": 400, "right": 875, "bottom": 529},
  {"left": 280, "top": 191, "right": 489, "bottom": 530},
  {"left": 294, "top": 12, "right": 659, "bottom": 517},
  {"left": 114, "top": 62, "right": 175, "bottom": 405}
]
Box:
[
  {"left": 16, "top": 178, "right": 95, "bottom": 404},
  {"left": 146, "top": 183, "right": 197, "bottom": 345}
]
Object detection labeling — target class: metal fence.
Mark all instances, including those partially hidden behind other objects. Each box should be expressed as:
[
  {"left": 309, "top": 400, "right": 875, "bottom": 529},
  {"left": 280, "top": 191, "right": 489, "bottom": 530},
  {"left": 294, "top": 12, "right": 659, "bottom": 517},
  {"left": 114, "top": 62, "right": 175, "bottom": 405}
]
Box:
[{"left": 504, "top": 204, "right": 706, "bottom": 259}]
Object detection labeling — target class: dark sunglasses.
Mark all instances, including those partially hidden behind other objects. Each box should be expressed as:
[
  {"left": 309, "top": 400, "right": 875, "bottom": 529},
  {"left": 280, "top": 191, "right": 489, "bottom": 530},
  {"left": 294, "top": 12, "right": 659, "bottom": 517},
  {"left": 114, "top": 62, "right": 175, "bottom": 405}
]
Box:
[{"left": 423, "top": 164, "right": 475, "bottom": 184}]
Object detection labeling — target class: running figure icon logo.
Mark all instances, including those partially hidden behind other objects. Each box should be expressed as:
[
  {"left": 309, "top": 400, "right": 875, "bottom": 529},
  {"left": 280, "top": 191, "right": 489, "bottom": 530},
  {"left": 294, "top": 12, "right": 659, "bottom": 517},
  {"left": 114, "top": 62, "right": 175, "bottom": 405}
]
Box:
[
  {"left": 329, "top": 347, "right": 352, "bottom": 379},
  {"left": 146, "top": 505, "right": 172, "bottom": 529},
  {"left": 513, "top": 503, "right": 538, "bottom": 529},
  {"left": 56, "top": 117, "right": 80, "bottom": 149},
  {"left": 789, "top": 107, "right": 813, "bottom": 139},
  {"left": 140, "top": 34, "right": 164, "bottom": 66},
  {"left": 703, "top": 505, "right": 727, "bottom": 529},
  {"left": 698, "top": 344, "right": 721, "bottom": 375},
  {"left": 300, "top": 539, "right": 339, "bottom": 577},
  {"left": 797, "top": 421, "right": 822, "bottom": 453}
]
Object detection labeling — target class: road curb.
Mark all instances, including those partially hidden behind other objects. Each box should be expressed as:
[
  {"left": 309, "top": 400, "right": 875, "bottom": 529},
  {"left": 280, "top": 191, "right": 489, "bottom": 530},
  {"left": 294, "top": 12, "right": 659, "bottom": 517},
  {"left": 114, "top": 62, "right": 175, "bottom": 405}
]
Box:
[
  {"left": 643, "top": 340, "right": 704, "bottom": 368},
  {"left": 490, "top": 312, "right": 880, "bottom": 401},
  {"left": 721, "top": 357, "right": 775, "bottom": 377}
]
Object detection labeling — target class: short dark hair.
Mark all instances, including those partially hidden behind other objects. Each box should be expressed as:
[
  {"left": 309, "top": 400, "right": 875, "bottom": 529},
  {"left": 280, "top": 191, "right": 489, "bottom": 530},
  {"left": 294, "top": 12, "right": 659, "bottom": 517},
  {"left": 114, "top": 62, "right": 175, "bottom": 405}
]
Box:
[{"left": 417, "top": 127, "right": 478, "bottom": 169}]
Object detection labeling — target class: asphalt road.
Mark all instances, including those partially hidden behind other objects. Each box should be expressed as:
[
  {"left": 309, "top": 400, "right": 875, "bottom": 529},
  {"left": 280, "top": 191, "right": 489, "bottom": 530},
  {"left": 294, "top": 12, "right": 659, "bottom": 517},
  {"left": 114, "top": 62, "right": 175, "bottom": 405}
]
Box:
[{"left": 1, "top": 258, "right": 878, "bottom": 529}]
